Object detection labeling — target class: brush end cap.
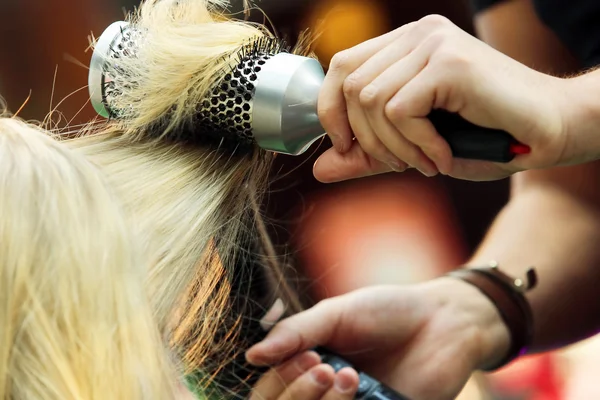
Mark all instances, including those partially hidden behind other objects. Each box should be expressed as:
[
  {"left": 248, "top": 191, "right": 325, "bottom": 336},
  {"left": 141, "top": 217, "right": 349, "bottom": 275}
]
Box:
[{"left": 89, "top": 21, "right": 130, "bottom": 118}]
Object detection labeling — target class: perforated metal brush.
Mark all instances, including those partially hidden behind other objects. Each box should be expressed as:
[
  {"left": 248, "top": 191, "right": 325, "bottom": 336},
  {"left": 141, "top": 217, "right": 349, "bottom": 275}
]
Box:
[
  {"left": 89, "top": 21, "right": 325, "bottom": 155},
  {"left": 89, "top": 21, "right": 529, "bottom": 159}
]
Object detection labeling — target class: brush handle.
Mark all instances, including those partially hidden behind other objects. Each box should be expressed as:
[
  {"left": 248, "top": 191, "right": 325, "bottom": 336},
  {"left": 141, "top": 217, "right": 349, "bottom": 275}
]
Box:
[
  {"left": 317, "top": 348, "right": 412, "bottom": 400},
  {"left": 428, "top": 109, "right": 523, "bottom": 163}
]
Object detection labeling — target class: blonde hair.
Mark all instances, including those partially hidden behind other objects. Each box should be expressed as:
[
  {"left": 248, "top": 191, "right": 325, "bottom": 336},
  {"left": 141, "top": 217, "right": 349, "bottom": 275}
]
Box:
[
  {"left": 0, "top": 116, "right": 180, "bottom": 399},
  {"left": 65, "top": 0, "right": 314, "bottom": 396}
]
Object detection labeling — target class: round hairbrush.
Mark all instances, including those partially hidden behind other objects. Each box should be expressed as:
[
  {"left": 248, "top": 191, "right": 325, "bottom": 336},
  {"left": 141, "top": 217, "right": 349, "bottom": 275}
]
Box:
[
  {"left": 89, "top": 21, "right": 529, "bottom": 160},
  {"left": 89, "top": 21, "right": 325, "bottom": 155}
]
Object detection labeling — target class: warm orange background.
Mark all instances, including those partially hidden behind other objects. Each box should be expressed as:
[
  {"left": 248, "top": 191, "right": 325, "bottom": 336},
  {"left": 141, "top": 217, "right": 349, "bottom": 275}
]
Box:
[{"left": 2, "top": 1, "right": 594, "bottom": 399}]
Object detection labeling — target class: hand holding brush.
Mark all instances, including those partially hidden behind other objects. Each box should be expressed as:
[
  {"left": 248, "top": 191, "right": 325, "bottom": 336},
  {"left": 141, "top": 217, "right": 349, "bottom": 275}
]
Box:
[{"left": 312, "top": 15, "right": 600, "bottom": 182}]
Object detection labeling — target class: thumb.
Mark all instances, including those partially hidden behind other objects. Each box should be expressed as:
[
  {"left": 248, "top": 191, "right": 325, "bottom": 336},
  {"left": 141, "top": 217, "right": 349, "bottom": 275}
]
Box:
[
  {"left": 313, "top": 142, "right": 404, "bottom": 183},
  {"left": 245, "top": 300, "right": 344, "bottom": 366}
]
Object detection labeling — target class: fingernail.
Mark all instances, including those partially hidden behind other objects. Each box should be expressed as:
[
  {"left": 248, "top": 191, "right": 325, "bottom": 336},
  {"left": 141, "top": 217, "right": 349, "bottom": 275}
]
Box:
[
  {"left": 387, "top": 161, "right": 405, "bottom": 172},
  {"left": 334, "top": 373, "right": 354, "bottom": 394},
  {"left": 419, "top": 170, "right": 437, "bottom": 177},
  {"left": 311, "top": 368, "right": 331, "bottom": 387},
  {"left": 259, "top": 298, "right": 286, "bottom": 331},
  {"left": 245, "top": 350, "right": 266, "bottom": 366},
  {"left": 245, "top": 338, "right": 282, "bottom": 365},
  {"left": 418, "top": 164, "right": 439, "bottom": 177}
]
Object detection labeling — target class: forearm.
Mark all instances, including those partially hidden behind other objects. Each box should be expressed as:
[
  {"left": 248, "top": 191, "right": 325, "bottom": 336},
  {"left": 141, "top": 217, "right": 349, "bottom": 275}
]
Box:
[
  {"left": 468, "top": 165, "right": 600, "bottom": 353},
  {"left": 562, "top": 69, "right": 600, "bottom": 164},
  {"left": 469, "top": 0, "right": 600, "bottom": 355}
]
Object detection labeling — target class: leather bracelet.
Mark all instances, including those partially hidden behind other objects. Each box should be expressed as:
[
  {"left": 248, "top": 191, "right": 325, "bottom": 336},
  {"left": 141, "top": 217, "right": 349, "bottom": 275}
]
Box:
[{"left": 446, "top": 261, "right": 537, "bottom": 371}]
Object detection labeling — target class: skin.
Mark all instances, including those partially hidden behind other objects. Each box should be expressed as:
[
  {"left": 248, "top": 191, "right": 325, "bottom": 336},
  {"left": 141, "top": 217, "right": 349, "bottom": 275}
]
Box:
[
  {"left": 248, "top": 279, "right": 509, "bottom": 400},
  {"left": 250, "top": 351, "right": 360, "bottom": 400},
  {"left": 248, "top": 0, "right": 600, "bottom": 399}
]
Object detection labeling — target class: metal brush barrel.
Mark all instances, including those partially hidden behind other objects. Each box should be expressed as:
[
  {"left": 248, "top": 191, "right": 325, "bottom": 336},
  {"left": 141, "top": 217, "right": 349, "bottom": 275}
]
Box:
[
  {"left": 252, "top": 53, "right": 326, "bottom": 155},
  {"left": 88, "top": 22, "right": 326, "bottom": 155}
]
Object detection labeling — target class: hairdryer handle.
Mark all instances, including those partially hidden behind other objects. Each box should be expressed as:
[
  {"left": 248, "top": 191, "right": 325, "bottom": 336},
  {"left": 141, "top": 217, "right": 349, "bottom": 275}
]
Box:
[
  {"left": 428, "top": 109, "right": 526, "bottom": 163},
  {"left": 317, "top": 348, "right": 412, "bottom": 400}
]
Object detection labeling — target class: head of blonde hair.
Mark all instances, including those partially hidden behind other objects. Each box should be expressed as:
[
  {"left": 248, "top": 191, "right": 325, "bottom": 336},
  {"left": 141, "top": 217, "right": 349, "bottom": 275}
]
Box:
[
  {"left": 0, "top": 115, "right": 181, "bottom": 399},
  {"left": 64, "top": 0, "right": 315, "bottom": 396}
]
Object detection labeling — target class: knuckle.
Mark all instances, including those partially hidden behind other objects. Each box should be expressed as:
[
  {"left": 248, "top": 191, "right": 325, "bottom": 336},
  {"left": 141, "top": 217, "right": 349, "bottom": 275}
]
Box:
[
  {"left": 423, "top": 30, "right": 448, "bottom": 50},
  {"left": 359, "top": 85, "right": 380, "bottom": 108},
  {"left": 314, "top": 297, "right": 338, "bottom": 313},
  {"left": 436, "top": 46, "right": 470, "bottom": 67},
  {"left": 342, "top": 73, "right": 365, "bottom": 98},
  {"left": 384, "top": 99, "right": 410, "bottom": 122},
  {"left": 329, "top": 50, "right": 353, "bottom": 73},
  {"left": 317, "top": 105, "right": 336, "bottom": 126},
  {"left": 315, "top": 297, "right": 332, "bottom": 308},
  {"left": 447, "top": 53, "right": 472, "bottom": 70},
  {"left": 419, "top": 14, "right": 451, "bottom": 29}
]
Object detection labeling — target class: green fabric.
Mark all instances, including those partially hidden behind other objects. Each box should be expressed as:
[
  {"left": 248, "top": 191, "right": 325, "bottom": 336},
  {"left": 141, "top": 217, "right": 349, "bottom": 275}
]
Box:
[{"left": 185, "top": 371, "right": 223, "bottom": 400}]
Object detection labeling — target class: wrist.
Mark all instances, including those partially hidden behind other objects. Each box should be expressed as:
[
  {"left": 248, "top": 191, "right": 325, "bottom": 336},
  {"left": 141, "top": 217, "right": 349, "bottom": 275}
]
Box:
[{"left": 424, "top": 277, "right": 511, "bottom": 371}]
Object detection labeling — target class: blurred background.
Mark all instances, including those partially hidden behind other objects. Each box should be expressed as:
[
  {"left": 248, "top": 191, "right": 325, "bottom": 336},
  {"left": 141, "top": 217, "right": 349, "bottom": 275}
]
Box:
[{"left": 0, "top": 0, "right": 597, "bottom": 399}]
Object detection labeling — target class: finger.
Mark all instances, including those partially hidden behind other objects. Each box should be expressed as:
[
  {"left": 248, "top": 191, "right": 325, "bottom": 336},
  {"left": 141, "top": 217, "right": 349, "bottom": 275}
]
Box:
[
  {"left": 350, "top": 41, "right": 416, "bottom": 85},
  {"left": 391, "top": 113, "right": 453, "bottom": 175},
  {"left": 312, "top": 142, "right": 407, "bottom": 183},
  {"left": 363, "top": 108, "right": 438, "bottom": 177},
  {"left": 246, "top": 298, "right": 350, "bottom": 366},
  {"left": 277, "top": 364, "right": 336, "bottom": 400},
  {"left": 342, "top": 40, "right": 418, "bottom": 169},
  {"left": 322, "top": 368, "right": 360, "bottom": 400},
  {"left": 360, "top": 45, "right": 444, "bottom": 175},
  {"left": 250, "top": 351, "right": 322, "bottom": 400},
  {"left": 318, "top": 23, "right": 416, "bottom": 153},
  {"left": 339, "top": 27, "right": 423, "bottom": 167},
  {"left": 384, "top": 65, "right": 454, "bottom": 174},
  {"left": 343, "top": 74, "right": 404, "bottom": 168},
  {"left": 349, "top": 14, "right": 449, "bottom": 85}
]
